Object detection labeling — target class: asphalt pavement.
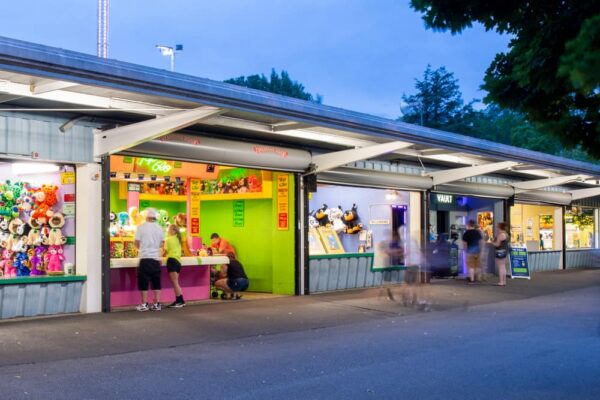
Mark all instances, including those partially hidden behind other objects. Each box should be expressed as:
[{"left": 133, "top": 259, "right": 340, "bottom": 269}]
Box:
[{"left": 1, "top": 269, "right": 599, "bottom": 400}]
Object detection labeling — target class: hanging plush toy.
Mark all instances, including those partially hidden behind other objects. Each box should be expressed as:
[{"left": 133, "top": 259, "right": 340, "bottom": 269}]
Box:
[
  {"left": 109, "top": 211, "right": 119, "bottom": 237},
  {"left": 17, "top": 184, "right": 35, "bottom": 217},
  {"left": 45, "top": 245, "right": 65, "bottom": 274},
  {"left": 308, "top": 212, "right": 320, "bottom": 229},
  {"left": 1, "top": 248, "right": 15, "bottom": 278},
  {"left": 28, "top": 246, "right": 47, "bottom": 276},
  {"left": 157, "top": 209, "right": 170, "bottom": 228},
  {"left": 0, "top": 180, "right": 23, "bottom": 218},
  {"left": 343, "top": 204, "right": 363, "bottom": 235},
  {"left": 328, "top": 205, "right": 346, "bottom": 233},
  {"left": 315, "top": 204, "right": 331, "bottom": 227},
  {"left": 14, "top": 247, "right": 30, "bottom": 277},
  {"left": 32, "top": 185, "right": 59, "bottom": 224},
  {"left": 47, "top": 213, "right": 67, "bottom": 246},
  {"left": 27, "top": 217, "right": 44, "bottom": 246},
  {"left": 0, "top": 217, "right": 10, "bottom": 248},
  {"left": 3, "top": 218, "right": 25, "bottom": 250}
]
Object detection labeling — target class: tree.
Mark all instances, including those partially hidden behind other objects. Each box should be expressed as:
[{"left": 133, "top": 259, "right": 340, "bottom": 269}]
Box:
[
  {"left": 225, "top": 69, "right": 322, "bottom": 103},
  {"left": 409, "top": 1, "right": 600, "bottom": 158},
  {"left": 400, "top": 65, "right": 466, "bottom": 129}
]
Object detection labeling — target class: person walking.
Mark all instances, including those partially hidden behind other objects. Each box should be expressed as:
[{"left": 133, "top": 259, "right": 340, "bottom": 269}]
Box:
[
  {"left": 165, "top": 224, "right": 185, "bottom": 308},
  {"left": 134, "top": 208, "right": 165, "bottom": 311},
  {"left": 462, "top": 220, "right": 483, "bottom": 285},
  {"left": 493, "top": 222, "right": 509, "bottom": 286}
]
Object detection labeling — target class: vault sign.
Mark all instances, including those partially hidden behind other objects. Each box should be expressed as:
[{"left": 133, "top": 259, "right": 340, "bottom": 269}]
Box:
[{"left": 436, "top": 194, "right": 453, "bottom": 204}]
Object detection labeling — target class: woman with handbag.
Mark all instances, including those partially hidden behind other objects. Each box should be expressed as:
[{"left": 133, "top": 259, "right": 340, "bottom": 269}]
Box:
[{"left": 493, "top": 222, "right": 509, "bottom": 286}]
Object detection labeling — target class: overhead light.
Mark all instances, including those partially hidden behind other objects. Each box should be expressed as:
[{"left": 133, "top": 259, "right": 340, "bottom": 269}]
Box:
[{"left": 12, "top": 162, "right": 59, "bottom": 175}]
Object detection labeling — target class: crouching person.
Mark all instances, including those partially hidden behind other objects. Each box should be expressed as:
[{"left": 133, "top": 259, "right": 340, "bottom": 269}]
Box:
[{"left": 215, "top": 252, "right": 249, "bottom": 300}]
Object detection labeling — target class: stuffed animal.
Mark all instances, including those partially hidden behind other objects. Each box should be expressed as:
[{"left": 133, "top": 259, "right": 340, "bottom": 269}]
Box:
[
  {"left": 3, "top": 218, "right": 24, "bottom": 250},
  {"left": 109, "top": 211, "right": 119, "bottom": 237},
  {"left": 14, "top": 249, "right": 30, "bottom": 277},
  {"left": 28, "top": 246, "right": 47, "bottom": 275},
  {"left": 216, "top": 180, "right": 224, "bottom": 194},
  {"left": 308, "top": 212, "right": 320, "bottom": 228},
  {"left": 208, "top": 180, "right": 218, "bottom": 194},
  {"left": 237, "top": 177, "right": 249, "bottom": 193},
  {"left": 47, "top": 213, "right": 67, "bottom": 246},
  {"left": 157, "top": 210, "right": 169, "bottom": 228},
  {"left": 128, "top": 207, "right": 145, "bottom": 227},
  {"left": 315, "top": 204, "right": 331, "bottom": 227},
  {"left": 45, "top": 245, "right": 65, "bottom": 274},
  {"left": 0, "top": 180, "right": 23, "bottom": 218},
  {"left": 17, "top": 186, "right": 35, "bottom": 217},
  {"left": 0, "top": 217, "right": 10, "bottom": 248},
  {"left": 27, "top": 217, "right": 44, "bottom": 246},
  {"left": 0, "top": 248, "right": 15, "bottom": 278},
  {"left": 342, "top": 204, "right": 363, "bottom": 234},
  {"left": 248, "top": 175, "right": 262, "bottom": 192},
  {"left": 32, "top": 184, "right": 59, "bottom": 224},
  {"left": 329, "top": 205, "right": 346, "bottom": 233}
]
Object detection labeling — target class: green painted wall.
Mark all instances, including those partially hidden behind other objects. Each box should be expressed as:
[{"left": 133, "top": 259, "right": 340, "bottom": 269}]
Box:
[{"left": 109, "top": 181, "right": 186, "bottom": 219}]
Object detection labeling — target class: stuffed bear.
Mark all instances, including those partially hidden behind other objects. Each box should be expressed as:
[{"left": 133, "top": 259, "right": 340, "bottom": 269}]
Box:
[
  {"left": 14, "top": 248, "right": 30, "bottom": 277},
  {"left": 329, "top": 205, "right": 346, "bottom": 233},
  {"left": 315, "top": 204, "right": 331, "bottom": 227},
  {"left": 0, "top": 217, "right": 11, "bottom": 248},
  {"left": 342, "top": 204, "right": 363, "bottom": 235},
  {"left": 32, "top": 184, "right": 59, "bottom": 224},
  {"left": 47, "top": 213, "right": 67, "bottom": 246},
  {"left": 28, "top": 246, "right": 47, "bottom": 276},
  {"left": 27, "top": 217, "right": 44, "bottom": 246},
  {"left": 45, "top": 245, "right": 65, "bottom": 274},
  {"left": 3, "top": 218, "right": 24, "bottom": 250},
  {"left": 0, "top": 248, "right": 15, "bottom": 278}
]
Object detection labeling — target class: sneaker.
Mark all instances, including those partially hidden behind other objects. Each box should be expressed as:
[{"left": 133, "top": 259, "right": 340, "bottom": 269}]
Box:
[
  {"left": 150, "top": 303, "right": 162, "bottom": 311},
  {"left": 136, "top": 303, "right": 149, "bottom": 312},
  {"left": 167, "top": 301, "right": 185, "bottom": 308}
]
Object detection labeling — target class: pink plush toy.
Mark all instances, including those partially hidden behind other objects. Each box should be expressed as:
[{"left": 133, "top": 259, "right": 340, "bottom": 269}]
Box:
[
  {"left": 1, "top": 248, "right": 15, "bottom": 278},
  {"left": 45, "top": 245, "right": 64, "bottom": 273}
]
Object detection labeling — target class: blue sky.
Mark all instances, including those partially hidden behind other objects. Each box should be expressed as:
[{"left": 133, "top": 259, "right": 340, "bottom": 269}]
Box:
[{"left": 0, "top": 0, "right": 509, "bottom": 119}]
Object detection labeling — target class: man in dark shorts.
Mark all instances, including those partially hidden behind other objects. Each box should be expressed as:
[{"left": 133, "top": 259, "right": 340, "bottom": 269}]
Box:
[
  {"left": 134, "top": 208, "right": 165, "bottom": 311},
  {"left": 215, "top": 252, "right": 249, "bottom": 300},
  {"left": 462, "top": 219, "right": 483, "bottom": 284}
]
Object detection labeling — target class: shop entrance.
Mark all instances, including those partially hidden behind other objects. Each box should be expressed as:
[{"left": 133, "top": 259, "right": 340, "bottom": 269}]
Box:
[{"left": 107, "top": 155, "right": 296, "bottom": 308}]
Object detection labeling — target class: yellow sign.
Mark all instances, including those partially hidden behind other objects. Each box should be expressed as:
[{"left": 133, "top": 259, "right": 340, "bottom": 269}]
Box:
[
  {"left": 189, "top": 179, "right": 201, "bottom": 236},
  {"left": 277, "top": 174, "right": 289, "bottom": 230},
  {"left": 60, "top": 172, "right": 76, "bottom": 185}
]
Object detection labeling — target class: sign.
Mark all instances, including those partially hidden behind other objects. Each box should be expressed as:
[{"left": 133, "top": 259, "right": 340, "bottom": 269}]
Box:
[
  {"left": 63, "top": 202, "right": 75, "bottom": 217},
  {"left": 60, "top": 172, "right": 75, "bottom": 185},
  {"left": 64, "top": 193, "right": 76, "bottom": 202},
  {"left": 189, "top": 178, "right": 201, "bottom": 236},
  {"left": 509, "top": 246, "right": 531, "bottom": 279},
  {"left": 369, "top": 219, "right": 390, "bottom": 225},
  {"left": 127, "top": 183, "right": 141, "bottom": 193},
  {"left": 233, "top": 201, "right": 245, "bottom": 227},
  {"left": 277, "top": 174, "right": 289, "bottom": 230},
  {"left": 135, "top": 157, "right": 174, "bottom": 174},
  {"left": 436, "top": 194, "right": 453, "bottom": 204}
]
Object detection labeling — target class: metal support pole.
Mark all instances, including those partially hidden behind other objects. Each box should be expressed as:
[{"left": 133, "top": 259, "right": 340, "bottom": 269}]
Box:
[{"left": 101, "top": 155, "right": 111, "bottom": 312}]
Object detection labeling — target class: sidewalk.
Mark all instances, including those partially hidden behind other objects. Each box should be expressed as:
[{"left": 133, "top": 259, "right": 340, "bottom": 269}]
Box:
[{"left": 1, "top": 268, "right": 598, "bottom": 368}]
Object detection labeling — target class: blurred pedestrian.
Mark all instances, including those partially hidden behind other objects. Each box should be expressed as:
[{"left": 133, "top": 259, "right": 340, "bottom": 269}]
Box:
[
  {"left": 492, "top": 222, "right": 509, "bottom": 286},
  {"left": 462, "top": 220, "right": 483, "bottom": 285}
]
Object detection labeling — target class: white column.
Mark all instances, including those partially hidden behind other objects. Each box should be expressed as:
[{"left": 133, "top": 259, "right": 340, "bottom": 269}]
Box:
[
  {"left": 76, "top": 163, "right": 103, "bottom": 313},
  {"left": 554, "top": 207, "right": 564, "bottom": 269},
  {"left": 595, "top": 209, "right": 599, "bottom": 249},
  {"left": 409, "top": 192, "right": 422, "bottom": 249}
]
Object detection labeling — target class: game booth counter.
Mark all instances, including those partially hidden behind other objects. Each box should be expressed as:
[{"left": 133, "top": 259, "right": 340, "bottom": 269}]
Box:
[
  {"left": 107, "top": 153, "right": 298, "bottom": 309},
  {"left": 0, "top": 160, "right": 85, "bottom": 319}
]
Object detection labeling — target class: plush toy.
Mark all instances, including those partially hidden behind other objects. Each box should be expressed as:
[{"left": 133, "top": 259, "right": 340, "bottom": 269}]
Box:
[
  {"left": 39, "top": 226, "right": 51, "bottom": 248},
  {"left": 0, "top": 217, "right": 10, "bottom": 248},
  {"left": 209, "top": 180, "right": 218, "bottom": 194},
  {"left": 47, "top": 213, "right": 67, "bottom": 246},
  {"left": 14, "top": 249, "right": 30, "bottom": 277},
  {"left": 329, "top": 205, "right": 346, "bottom": 233},
  {"left": 109, "top": 211, "right": 119, "bottom": 237},
  {"left": 308, "top": 212, "right": 320, "bottom": 228},
  {"left": 248, "top": 175, "right": 262, "bottom": 192},
  {"left": 17, "top": 186, "right": 35, "bottom": 217},
  {"left": 0, "top": 180, "right": 23, "bottom": 218},
  {"left": 216, "top": 180, "right": 224, "bottom": 194},
  {"left": 157, "top": 209, "right": 169, "bottom": 227},
  {"left": 28, "top": 246, "right": 47, "bottom": 275},
  {"left": 27, "top": 217, "right": 44, "bottom": 246},
  {"left": 128, "top": 207, "right": 145, "bottom": 227},
  {"left": 0, "top": 249, "right": 15, "bottom": 278},
  {"left": 45, "top": 245, "right": 65, "bottom": 274},
  {"left": 343, "top": 204, "right": 363, "bottom": 234},
  {"left": 237, "top": 177, "right": 249, "bottom": 193},
  {"left": 3, "top": 218, "right": 24, "bottom": 250},
  {"left": 32, "top": 184, "right": 59, "bottom": 224},
  {"left": 315, "top": 204, "right": 331, "bottom": 227}
]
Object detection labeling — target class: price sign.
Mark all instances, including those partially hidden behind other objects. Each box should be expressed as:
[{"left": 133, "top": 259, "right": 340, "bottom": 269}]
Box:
[
  {"left": 509, "top": 246, "right": 531, "bottom": 279},
  {"left": 277, "top": 174, "right": 289, "bottom": 230},
  {"left": 233, "top": 201, "right": 245, "bottom": 227}
]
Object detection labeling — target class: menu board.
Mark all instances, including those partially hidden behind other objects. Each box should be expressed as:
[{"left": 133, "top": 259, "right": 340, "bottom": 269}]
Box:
[{"left": 509, "top": 246, "right": 531, "bottom": 280}]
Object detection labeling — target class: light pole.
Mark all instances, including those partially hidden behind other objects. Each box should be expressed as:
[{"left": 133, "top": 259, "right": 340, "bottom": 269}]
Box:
[{"left": 156, "top": 44, "right": 183, "bottom": 72}]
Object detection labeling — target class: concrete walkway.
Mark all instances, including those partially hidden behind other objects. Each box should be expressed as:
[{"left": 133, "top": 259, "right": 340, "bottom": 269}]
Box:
[{"left": 1, "top": 268, "right": 598, "bottom": 369}]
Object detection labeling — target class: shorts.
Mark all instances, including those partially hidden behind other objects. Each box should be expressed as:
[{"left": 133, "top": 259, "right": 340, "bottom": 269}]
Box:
[
  {"left": 227, "top": 277, "right": 249, "bottom": 292},
  {"left": 166, "top": 258, "right": 182, "bottom": 273},
  {"left": 138, "top": 258, "right": 162, "bottom": 291},
  {"left": 466, "top": 253, "right": 481, "bottom": 270}
]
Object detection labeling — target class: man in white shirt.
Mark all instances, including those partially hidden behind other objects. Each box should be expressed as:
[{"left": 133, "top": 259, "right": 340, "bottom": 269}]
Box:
[{"left": 134, "top": 208, "right": 165, "bottom": 311}]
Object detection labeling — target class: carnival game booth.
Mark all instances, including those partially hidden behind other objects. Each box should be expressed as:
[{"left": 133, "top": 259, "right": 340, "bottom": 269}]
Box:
[
  {"left": 307, "top": 182, "right": 421, "bottom": 293},
  {"left": 0, "top": 160, "right": 84, "bottom": 319},
  {"left": 108, "top": 153, "right": 297, "bottom": 308}
]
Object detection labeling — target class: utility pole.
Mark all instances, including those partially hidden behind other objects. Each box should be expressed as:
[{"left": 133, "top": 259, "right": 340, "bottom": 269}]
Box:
[{"left": 97, "top": 0, "right": 109, "bottom": 58}]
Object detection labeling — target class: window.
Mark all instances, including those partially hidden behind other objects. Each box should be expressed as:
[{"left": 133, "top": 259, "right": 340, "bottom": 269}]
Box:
[{"left": 565, "top": 208, "right": 595, "bottom": 249}]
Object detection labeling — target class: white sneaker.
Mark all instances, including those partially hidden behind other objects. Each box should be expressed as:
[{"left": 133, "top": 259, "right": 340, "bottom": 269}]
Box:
[
  {"left": 136, "top": 303, "right": 149, "bottom": 312},
  {"left": 150, "top": 303, "right": 162, "bottom": 311}
]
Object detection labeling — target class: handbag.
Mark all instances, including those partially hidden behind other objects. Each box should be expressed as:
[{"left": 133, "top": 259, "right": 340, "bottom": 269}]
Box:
[{"left": 495, "top": 248, "right": 507, "bottom": 259}]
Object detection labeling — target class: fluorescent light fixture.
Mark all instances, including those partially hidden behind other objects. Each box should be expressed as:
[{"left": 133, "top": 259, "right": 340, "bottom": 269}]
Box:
[{"left": 12, "top": 162, "right": 59, "bottom": 175}]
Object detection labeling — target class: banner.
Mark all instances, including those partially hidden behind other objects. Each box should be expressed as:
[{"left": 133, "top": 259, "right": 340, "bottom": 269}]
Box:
[
  {"left": 189, "top": 179, "right": 201, "bottom": 236},
  {"left": 277, "top": 174, "right": 289, "bottom": 230},
  {"left": 509, "top": 246, "right": 531, "bottom": 279}
]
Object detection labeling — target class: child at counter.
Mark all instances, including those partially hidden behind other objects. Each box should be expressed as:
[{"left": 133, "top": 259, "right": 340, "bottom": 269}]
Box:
[{"left": 165, "top": 224, "right": 185, "bottom": 308}]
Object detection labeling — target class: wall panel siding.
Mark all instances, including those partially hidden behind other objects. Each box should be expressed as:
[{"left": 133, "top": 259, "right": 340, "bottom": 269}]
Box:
[
  {"left": 566, "top": 250, "right": 600, "bottom": 268},
  {"left": 0, "top": 282, "right": 83, "bottom": 319},
  {"left": 527, "top": 251, "right": 562, "bottom": 272}
]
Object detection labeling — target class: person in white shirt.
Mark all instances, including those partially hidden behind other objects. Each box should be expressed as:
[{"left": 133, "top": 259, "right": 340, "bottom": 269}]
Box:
[{"left": 134, "top": 208, "right": 165, "bottom": 311}]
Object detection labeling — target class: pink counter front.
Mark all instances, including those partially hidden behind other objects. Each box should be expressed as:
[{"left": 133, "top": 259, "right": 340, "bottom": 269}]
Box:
[{"left": 109, "top": 256, "right": 229, "bottom": 308}]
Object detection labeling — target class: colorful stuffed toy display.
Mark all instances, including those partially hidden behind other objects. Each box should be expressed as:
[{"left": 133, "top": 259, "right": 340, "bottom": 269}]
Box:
[
  {"left": 1, "top": 249, "right": 15, "bottom": 278},
  {"left": 29, "top": 246, "right": 46, "bottom": 276},
  {"left": 47, "top": 213, "right": 67, "bottom": 246},
  {"left": 157, "top": 209, "right": 169, "bottom": 227},
  {"left": 32, "top": 184, "right": 59, "bottom": 224}
]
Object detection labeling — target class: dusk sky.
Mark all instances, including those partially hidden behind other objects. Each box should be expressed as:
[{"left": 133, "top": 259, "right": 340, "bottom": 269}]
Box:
[{"left": 0, "top": 0, "right": 510, "bottom": 119}]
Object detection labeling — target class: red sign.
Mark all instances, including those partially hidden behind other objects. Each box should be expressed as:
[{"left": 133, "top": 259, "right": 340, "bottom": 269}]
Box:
[
  {"left": 64, "top": 193, "right": 76, "bottom": 202},
  {"left": 278, "top": 213, "right": 288, "bottom": 230},
  {"left": 191, "top": 218, "right": 200, "bottom": 234}
]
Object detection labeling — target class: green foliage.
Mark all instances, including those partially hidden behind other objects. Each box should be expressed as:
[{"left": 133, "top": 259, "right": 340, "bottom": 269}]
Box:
[
  {"left": 225, "top": 69, "right": 322, "bottom": 103},
  {"left": 409, "top": 1, "right": 600, "bottom": 158}
]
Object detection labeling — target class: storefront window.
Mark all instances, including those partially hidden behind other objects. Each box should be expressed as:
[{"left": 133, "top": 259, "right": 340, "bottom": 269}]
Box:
[
  {"left": 565, "top": 207, "right": 595, "bottom": 249},
  {"left": 510, "top": 204, "right": 562, "bottom": 251},
  {"left": 0, "top": 161, "right": 76, "bottom": 278}
]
